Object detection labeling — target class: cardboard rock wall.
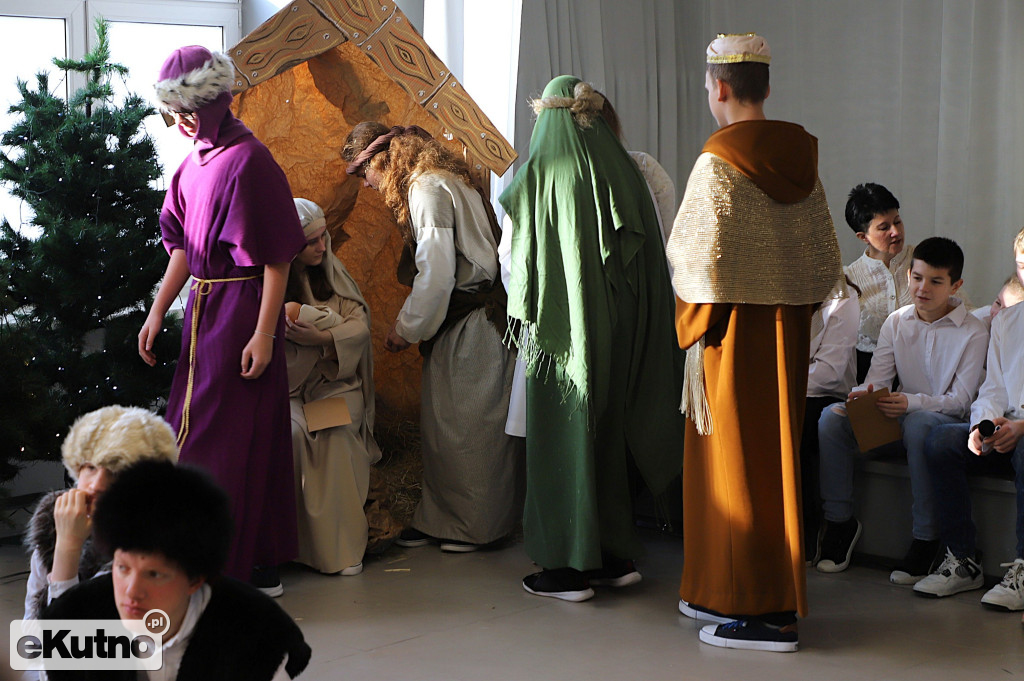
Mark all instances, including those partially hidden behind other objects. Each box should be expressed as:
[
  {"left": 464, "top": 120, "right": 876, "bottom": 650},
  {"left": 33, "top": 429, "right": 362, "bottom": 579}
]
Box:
[{"left": 229, "top": 0, "right": 515, "bottom": 420}]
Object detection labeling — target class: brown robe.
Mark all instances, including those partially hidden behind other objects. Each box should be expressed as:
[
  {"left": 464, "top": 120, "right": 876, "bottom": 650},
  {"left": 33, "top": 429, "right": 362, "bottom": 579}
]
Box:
[
  {"left": 677, "top": 300, "right": 812, "bottom": 617},
  {"left": 669, "top": 120, "right": 842, "bottom": 619}
]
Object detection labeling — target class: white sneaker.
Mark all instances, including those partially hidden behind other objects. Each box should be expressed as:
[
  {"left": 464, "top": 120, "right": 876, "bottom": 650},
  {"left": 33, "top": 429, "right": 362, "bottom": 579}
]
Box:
[
  {"left": 913, "top": 548, "right": 983, "bottom": 597},
  {"left": 981, "top": 558, "right": 1024, "bottom": 611}
]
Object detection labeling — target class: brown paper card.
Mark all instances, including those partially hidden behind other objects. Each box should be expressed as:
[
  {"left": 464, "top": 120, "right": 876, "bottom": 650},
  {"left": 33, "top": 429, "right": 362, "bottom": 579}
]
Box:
[
  {"left": 845, "top": 388, "right": 902, "bottom": 452},
  {"left": 302, "top": 396, "right": 352, "bottom": 432}
]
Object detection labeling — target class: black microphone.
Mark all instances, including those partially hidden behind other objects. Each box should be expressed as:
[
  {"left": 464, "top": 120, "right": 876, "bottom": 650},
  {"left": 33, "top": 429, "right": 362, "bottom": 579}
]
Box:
[{"left": 978, "top": 419, "right": 998, "bottom": 453}]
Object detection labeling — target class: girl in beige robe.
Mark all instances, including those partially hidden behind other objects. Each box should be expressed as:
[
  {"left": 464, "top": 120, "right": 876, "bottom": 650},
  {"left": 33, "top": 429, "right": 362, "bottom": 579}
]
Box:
[{"left": 285, "top": 199, "right": 380, "bottom": 575}]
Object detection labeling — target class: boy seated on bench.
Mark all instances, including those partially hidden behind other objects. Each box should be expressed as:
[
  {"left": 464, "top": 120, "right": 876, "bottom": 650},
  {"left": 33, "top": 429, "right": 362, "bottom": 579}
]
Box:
[
  {"left": 816, "top": 237, "right": 988, "bottom": 584},
  {"left": 915, "top": 227, "right": 1024, "bottom": 615}
]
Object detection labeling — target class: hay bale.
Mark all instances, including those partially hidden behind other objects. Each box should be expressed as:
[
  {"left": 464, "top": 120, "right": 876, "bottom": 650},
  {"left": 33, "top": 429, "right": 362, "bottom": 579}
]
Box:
[{"left": 365, "top": 401, "right": 422, "bottom": 553}]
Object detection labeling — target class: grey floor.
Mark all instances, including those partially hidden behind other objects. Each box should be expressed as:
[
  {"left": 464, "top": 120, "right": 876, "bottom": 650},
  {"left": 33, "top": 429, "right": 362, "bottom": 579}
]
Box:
[{"left": 1, "top": 530, "right": 1021, "bottom": 680}]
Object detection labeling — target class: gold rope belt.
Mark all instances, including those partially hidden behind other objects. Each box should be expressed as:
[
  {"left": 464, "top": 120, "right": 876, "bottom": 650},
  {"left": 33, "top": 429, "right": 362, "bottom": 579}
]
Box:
[{"left": 176, "top": 274, "right": 260, "bottom": 447}]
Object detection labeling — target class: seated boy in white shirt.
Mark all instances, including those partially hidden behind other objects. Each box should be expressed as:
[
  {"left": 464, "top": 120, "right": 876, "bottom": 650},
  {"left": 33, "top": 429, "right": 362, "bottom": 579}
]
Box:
[
  {"left": 815, "top": 237, "right": 989, "bottom": 584},
  {"left": 971, "top": 273, "right": 1024, "bottom": 329},
  {"left": 915, "top": 227, "right": 1024, "bottom": 615}
]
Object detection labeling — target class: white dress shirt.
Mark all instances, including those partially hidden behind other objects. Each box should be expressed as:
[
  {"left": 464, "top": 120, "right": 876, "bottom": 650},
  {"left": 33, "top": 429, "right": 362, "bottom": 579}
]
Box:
[
  {"left": 844, "top": 244, "right": 914, "bottom": 353},
  {"left": 24, "top": 548, "right": 109, "bottom": 621},
  {"left": 859, "top": 298, "right": 988, "bottom": 418},
  {"left": 394, "top": 171, "right": 499, "bottom": 343},
  {"left": 971, "top": 301, "right": 1024, "bottom": 424},
  {"left": 808, "top": 289, "right": 859, "bottom": 399}
]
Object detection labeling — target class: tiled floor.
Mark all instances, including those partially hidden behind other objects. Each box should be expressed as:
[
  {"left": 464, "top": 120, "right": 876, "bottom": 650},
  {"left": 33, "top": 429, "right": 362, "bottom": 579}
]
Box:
[{"left": 1, "top": 530, "right": 1021, "bottom": 680}]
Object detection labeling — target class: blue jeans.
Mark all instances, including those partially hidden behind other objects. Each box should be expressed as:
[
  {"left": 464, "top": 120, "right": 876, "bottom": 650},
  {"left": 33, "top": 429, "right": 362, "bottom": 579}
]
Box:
[
  {"left": 924, "top": 422, "right": 1024, "bottom": 559},
  {"left": 819, "top": 407, "right": 960, "bottom": 540}
]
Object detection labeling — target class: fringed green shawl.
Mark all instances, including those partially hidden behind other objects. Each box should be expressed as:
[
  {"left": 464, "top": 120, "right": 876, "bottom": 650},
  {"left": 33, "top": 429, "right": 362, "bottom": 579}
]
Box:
[{"left": 499, "top": 75, "right": 680, "bottom": 441}]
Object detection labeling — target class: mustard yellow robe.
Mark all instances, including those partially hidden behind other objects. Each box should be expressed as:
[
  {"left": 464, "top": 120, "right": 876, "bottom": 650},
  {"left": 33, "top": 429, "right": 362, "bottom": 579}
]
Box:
[{"left": 677, "top": 300, "right": 813, "bottom": 618}]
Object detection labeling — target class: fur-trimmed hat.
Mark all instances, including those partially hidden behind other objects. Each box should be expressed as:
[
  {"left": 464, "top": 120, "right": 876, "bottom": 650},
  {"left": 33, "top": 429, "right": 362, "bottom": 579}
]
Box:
[
  {"left": 61, "top": 406, "right": 178, "bottom": 481},
  {"left": 154, "top": 45, "right": 235, "bottom": 113},
  {"left": 93, "top": 460, "right": 232, "bottom": 580}
]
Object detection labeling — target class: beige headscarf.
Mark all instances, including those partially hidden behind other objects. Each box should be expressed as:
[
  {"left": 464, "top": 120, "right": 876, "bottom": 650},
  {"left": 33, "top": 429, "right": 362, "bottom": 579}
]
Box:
[
  {"left": 291, "top": 198, "right": 376, "bottom": 443},
  {"left": 293, "top": 198, "right": 369, "bottom": 314}
]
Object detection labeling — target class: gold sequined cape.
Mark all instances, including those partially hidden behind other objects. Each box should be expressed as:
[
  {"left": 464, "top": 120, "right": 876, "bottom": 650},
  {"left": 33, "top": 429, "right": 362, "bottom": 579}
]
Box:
[{"left": 669, "top": 120, "right": 841, "bottom": 619}]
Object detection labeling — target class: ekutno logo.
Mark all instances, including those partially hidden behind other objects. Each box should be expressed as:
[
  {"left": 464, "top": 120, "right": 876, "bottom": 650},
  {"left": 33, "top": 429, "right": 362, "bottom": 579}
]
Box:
[{"left": 9, "top": 609, "right": 168, "bottom": 671}]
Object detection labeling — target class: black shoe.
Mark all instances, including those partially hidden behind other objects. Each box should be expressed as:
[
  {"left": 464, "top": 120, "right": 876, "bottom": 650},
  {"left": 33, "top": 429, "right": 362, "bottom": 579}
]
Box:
[
  {"left": 251, "top": 565, "right": 283, "bottom": 598},
  {"left": 698, "top": 618, "right": 798, "bottom": 653},
  {"left": 522, "top": 568, "right": 594, "bottom": 602},
  {"left": 806, "top": 523, "right": 825, "bottom": 566},
  {"left": 396, "top": 528, "right": 432, "bottom": 548},
  {"left": 816, "top": 517, "right": 861, "bottom": 573},
  {"left": 890, "top": 538, "right": 941, "bottom": 585},
  {"left": 584, "top": 557, "right": 642, "bottom": 587}
]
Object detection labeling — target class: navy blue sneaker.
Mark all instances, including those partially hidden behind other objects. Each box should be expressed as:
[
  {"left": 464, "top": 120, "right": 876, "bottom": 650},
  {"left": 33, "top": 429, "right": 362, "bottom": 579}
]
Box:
[
  {"left": 678, "top": 599, "right": 733, "bottom": 624},
  {"left": 699, "top": 619, "right": 798, "bottom": 653}
]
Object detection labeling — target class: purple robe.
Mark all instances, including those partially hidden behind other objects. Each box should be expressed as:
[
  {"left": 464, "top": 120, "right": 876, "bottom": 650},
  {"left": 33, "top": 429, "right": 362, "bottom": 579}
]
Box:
[{"left": 161, "top": 93, "right": 306, "bottom": 580}]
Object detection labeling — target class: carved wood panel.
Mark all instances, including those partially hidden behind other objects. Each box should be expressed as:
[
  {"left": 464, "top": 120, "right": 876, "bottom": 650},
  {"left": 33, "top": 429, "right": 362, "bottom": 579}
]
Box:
[
  {"left": 230, "top": 0, "right": 349, "bottom": 91},
  {"left": 229, "top": 0, "right": 516, "bottom": 176}
]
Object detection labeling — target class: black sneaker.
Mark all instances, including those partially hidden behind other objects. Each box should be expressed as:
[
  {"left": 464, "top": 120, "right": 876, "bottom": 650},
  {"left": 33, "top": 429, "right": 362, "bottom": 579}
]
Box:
[
  {"left": 806, "top": 523, "right": 825, "bottom": 567},
  {"left": 678, "top": 599, "right": 734, "bottom": 624},
  {"left": 816, "top": 517, "right": 861, "bottom": 573},
  {"left": 890, "top": 538, "right": 941, "bottom": 585},
  {"left": 584, "top": 558, "right": 642, "bottom": 587},
  {"left": 395, "top": 528, "right": 432, "bottom": 548},
  {"left": 522, "top": 568, "right": 594, "bottom": 602},
  {"left": 251, "top": 565, "right": 283, "bottom": 598},
  {"left": 698, "top": 619, "right": 798, "bottom": 653}
]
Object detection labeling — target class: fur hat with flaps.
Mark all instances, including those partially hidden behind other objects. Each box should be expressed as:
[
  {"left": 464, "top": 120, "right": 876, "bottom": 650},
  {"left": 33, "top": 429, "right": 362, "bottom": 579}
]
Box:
[
  {"left": 154, "top": 45, "right": 235, "bottom": 113},
  {"left": 61, "top": 406, "right": 178, "bottom": 481}
]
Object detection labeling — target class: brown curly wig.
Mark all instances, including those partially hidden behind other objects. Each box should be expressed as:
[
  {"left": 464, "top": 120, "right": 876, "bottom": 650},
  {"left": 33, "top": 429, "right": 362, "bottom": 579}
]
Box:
[{"left": 342, "top": 121, "right": 477, "bottom": 245}]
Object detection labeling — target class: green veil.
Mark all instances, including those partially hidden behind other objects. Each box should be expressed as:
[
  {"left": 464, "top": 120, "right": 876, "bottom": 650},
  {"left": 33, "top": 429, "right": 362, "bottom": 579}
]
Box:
[{"left": 499, "top": 75, "right": 683, "bottom": 492}]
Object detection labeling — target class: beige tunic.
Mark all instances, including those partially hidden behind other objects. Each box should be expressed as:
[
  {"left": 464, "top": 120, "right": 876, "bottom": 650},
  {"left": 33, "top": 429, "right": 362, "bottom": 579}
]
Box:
[
  {"left": 402, "top": 171, "right": 523, "bottom": 544},
  {"left": 287, "top": 297, "right": 381, "bottom": 573}
]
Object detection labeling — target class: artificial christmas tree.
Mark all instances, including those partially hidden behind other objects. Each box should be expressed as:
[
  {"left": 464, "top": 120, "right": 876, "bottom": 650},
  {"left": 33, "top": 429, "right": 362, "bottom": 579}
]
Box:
[{"left": 0, "top": 19, "right": 179, "bottom": 480}]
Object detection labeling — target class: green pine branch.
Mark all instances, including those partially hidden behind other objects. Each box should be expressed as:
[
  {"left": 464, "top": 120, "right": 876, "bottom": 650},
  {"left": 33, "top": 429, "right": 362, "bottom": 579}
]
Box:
[{"left": 0, "top": 17, "right": 179, "bottom": 477}]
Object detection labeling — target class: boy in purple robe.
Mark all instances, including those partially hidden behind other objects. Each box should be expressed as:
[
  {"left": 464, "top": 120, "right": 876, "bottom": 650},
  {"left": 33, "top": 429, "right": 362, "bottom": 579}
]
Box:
[{"left": 138, "top": 46, "right": 306, "bottom": 595}]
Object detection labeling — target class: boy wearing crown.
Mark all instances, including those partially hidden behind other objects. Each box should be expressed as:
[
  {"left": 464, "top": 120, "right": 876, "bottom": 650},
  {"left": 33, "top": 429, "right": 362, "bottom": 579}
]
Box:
[{"left": 667, "top": 33, "right": 841, "bottom": 652}]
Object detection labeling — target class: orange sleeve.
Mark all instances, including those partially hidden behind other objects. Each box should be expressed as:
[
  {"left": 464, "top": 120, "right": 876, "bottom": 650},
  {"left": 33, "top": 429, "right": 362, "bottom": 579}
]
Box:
[{"left": 675, "top": 297, "right": 729, "bottom": 348}]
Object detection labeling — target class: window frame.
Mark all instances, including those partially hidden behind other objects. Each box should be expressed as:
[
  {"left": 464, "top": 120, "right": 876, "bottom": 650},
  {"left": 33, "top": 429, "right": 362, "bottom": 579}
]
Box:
[{"left": 85, "top": 1, "right": 241, "bottom": 49}]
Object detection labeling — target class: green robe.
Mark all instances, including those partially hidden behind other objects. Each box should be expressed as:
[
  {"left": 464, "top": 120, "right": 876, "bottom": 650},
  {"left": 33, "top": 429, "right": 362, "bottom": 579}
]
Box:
[{"left": 499, "top": 75, "right": 684, "bottom": 570}]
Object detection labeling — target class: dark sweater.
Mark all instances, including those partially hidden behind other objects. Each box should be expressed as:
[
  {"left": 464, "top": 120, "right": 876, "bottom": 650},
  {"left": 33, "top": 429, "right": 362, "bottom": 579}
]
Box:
[{"left": 42, "top": 573, "right": 310, "bottom": 680}]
